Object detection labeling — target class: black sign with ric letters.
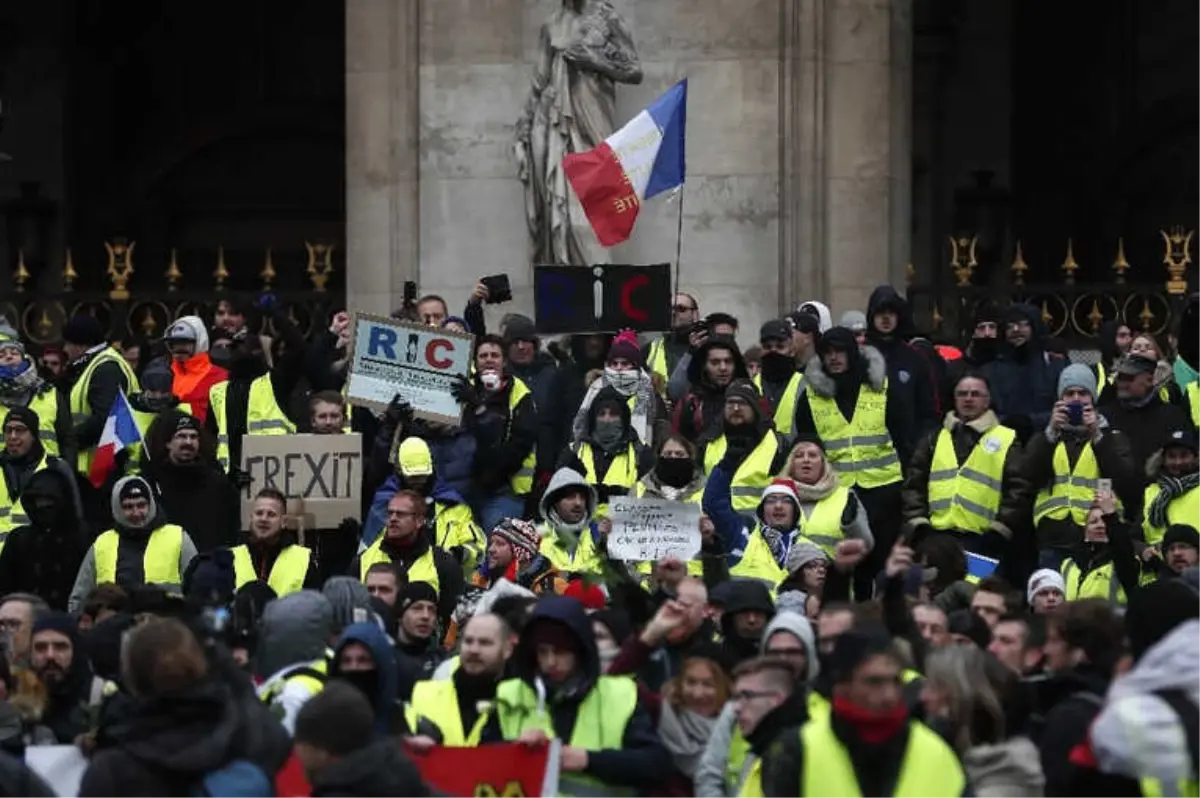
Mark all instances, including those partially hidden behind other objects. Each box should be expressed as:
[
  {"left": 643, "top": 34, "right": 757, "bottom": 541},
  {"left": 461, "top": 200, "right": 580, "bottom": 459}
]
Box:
[{"left": 533, "top": 263, "right": 672, "bottom": 334}]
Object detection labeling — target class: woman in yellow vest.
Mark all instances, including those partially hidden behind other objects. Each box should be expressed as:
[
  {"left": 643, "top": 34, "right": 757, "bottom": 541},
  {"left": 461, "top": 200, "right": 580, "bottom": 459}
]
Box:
[
  {"left": 778, "top": 436, "right": 874, "bottom": 557},
  {"left": 1059, "top": 494, "right": 1152, "bottom": 606},
  {"left": 67, "top": 475, "right": 198, "bottom": 613},
  {"left": 631, "top": 435, "right": 708, "bottom": 583},
  {"left": 565, "top": 386, "right": 654, "bottom": 513},
  {"left": 229, "top": 487, "right": 318, "bottom": 597},
  {"left": 1143, "top": 428, "right": 1199, "bottom": 546}
]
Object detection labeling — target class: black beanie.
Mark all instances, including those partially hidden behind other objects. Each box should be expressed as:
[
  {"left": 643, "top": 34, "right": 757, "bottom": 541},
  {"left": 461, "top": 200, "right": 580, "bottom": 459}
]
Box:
[
  {"left": 63, "top": 315, "right": 105, "bottom": 347},
  {"left": 32, "top": 611, "right": 79, "bottom": 646},
  {"left": 1164, "top": 524, "right": 1200, "bottom": 551},
  {"left": 398, "top": 581, "right": 438, "bottom": 615},
  {"left": 947, "top": 608, "right": 992, "bottom": 648},
  {"left": 829, "top": 625, "right": 894, "bottom": 684},
  {"left": 816, "top": 326, "right": 858, "bottom": 356},
  {"left": 3, "top": 406, "right": 39, "bottom": 434},
  {"left": 119, "top": 477, "right": 152, "bottom": 504},
  {"left": 724, "top": 378, "right": 761, "bottom": 408}
]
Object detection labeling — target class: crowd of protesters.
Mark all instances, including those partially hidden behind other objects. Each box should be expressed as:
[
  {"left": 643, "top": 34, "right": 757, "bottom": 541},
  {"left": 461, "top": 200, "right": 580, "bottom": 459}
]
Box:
[{"left": 0, "top": 282, "right": 1194, "bottom": 797}]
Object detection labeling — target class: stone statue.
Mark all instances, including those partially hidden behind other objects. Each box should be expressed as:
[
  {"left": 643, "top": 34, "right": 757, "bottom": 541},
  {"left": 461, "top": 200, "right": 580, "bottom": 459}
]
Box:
[{"left": 515, "top": 0, "right": 642, "bottom": 266}]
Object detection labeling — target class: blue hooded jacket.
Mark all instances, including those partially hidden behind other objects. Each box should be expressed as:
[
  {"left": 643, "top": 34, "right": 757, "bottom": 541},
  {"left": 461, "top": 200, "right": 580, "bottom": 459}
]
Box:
[
  {"left": 362, "top": 472, "right": 470, "bottom": 547},
  {"left": 332, "top": 622, "right": 399, "bottom": 737}
]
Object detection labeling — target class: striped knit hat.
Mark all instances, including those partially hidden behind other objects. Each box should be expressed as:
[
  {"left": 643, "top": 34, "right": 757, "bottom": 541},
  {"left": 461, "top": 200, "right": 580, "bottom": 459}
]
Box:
[{"left": 491, "top": 518, "right": 542, "bottom": 565}]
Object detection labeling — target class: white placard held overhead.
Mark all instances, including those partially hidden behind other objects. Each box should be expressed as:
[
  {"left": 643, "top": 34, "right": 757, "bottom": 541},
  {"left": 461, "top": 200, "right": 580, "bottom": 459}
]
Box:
[{"left": 607, "top": 496, "right": 702, "bottom": 562}]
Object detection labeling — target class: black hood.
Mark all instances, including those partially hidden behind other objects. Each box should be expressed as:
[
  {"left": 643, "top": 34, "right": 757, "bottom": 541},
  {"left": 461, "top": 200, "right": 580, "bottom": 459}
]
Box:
[
  {"left": 310, "top": 738, "right": 432, "bottom": 797},
  {"left": 512, "top": 596, "right": 600, "bottom": 687},
  {"left": 685, "top": 335, "right": 749, "bottom": 387},
  {"left": 814, "top": 326, "right": 865, "bottom": 375},
  {"left": 18, "top": 466, "right": 75, "bottom": 530},
  {"left": 1000, "top": 303, "right": 1049, "bottom": 354},
  {"left": 1096, "top": 321, "right": 1121, "bottom": 366},
  {"left": 568, "top": 334, "right": 614, "bottom": 373},
  {"left": 585, "top": 386, "right": 633, "bottom": 436},
  {"left": 866, "top": 284, "right": 916, "bottom": 343},
  {"left": 718, "top": 579, "right": 776, "bottom": 638}
]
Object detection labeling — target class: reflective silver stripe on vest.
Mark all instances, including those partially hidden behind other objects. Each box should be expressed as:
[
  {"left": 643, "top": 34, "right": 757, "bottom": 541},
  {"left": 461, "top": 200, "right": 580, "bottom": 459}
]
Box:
[
  {"left": 71, "top": 413, "right": 87, "bottom": 424},
  {"left": 835, "top": 452, "right": 900, "bottom": 472},
  {"left": 514, "top": 467, "right": 535, "bottom": 478},
  {"left": 247, "top": 419, "right": 290, "bottom": 432},
  {"left": 804, "top": 533, "right": 843, "bottom": 548},
  {"left": 929, "top": 467, "right": 1002, "bottom": 492},
  {"left": 731, "top": 486, "right": 763, "bottom": 497},
  {"left": 823, "top": 433, "right": 892, "bottom": 451},
  {"left": 928, "top": 496, "right": 996, "bottom": 524},
  {"left": 39, "top": 431, "right": 57, "bottom": 442}
]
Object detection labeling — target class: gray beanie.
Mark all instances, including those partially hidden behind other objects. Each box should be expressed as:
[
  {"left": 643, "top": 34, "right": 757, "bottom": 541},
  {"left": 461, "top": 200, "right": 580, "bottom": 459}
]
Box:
[
  {"left": 786, "top": 540, "right": 828, "bottom": 574},
  {"left": 1057, "top": 363, "right": 1097, "bottom": 399},
  {"left": 322, "top": 577, "right": 374, "bottom": 633}
]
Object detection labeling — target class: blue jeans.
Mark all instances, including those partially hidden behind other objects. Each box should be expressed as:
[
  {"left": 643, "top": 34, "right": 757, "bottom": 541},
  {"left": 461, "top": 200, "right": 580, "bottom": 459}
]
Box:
[{"left": 474, "top": 491, "right": 525, "bottom": 536}]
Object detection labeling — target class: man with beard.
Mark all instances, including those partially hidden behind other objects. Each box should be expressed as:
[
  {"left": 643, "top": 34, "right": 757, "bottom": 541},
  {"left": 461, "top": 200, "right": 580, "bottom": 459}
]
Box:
[
  {"left": 329, "top": 621, "right": 407, "bottom": 735},
  {"left": 28, "top": 612, "right": 113, "bottom": 744},
  {"left": 941, "top": 303, "right": 1002, "bottom": 412},
  {"left": 0, "top": 324, "right": 72, "bottom": 463},
  {"left": 354, "top": 490, "right": 443, "bottom": 596},
  {"left": 68, "top": 476, "right": 199, "bottom": 613},
  {"left": 143, "top": 413, "right": 238, "bottom": 554},
  {"left": 1142, "top": 429, "right": 1199, "bottom": 548},
  {"left": 697, "top": 380, "right": 789, "bottom": 514},
  {"left": 229, "top": 488, "right": 319, "bottom": 597},
  {"left": 674, "top": 337, "right": 750, "bottom": 444},
  {"left": 392, "top": 582, "right": 447, "bottom": 701},
  {"left": 205, "top": 332, "right": 296, "bottom": 476},
  {"left": 535, "top": 468, "right": 606, "bottom": 577},
  {"left": 753, "top": 320, "right": 804, "bottom": 436},
  {"left": 0, "top": 466, "right": 88, "bottom": 610},
  {"left": 645, "top": 292, "right": 700, "bottom": 397},
  {"left": 0, "top": 407, "right": 81, "bottom": 550},
  {"left": 407, "top": 613, "right": 516, "bottom": 746}
]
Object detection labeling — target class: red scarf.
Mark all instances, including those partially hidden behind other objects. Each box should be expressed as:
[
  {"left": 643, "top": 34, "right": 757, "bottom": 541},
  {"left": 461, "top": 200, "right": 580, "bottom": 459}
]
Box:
[{"left": 832, "top": 695, "right": 908, "bottom": 744}]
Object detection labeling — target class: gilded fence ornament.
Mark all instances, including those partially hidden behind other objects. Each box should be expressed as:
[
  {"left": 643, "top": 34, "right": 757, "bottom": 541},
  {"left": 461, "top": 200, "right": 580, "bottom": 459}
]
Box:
[
  {"left": 1086, "top": 300, "right": 1104, "bottom": 333},
  {"left": 949, "top": 235, "right": 978, "bottom": 286},
  {"left": 1111, "top": 237, "right": 1130, "bottom": 284},
  {"left": 306, "top": 242, "right": 334, "bottom": 292},
  {"left": 105, "top": 239, "right": 135, "bottom": 300},
  {"left": 261, "top": 248, "right": 276, "bottom": 290},
  {"left": 1138, "top": 298, "right": 1156, "bottom": 331},
  {"left": 1010, "top": 240, "right": 1029, "bottom": 286},
  {"left": 63, "top": 248, "right": 77, "bottom": 291},
  {"left": 139, "top": 306, "right": 157, "bottom": 337},
  {"left": 13, "top": 250, "right": 28, "bottom": 293},
  {"left": 1060, "top": 238, "right": 1079, "bottom": 285},
  {"left": 165, "top": 248, "right": 183, "bottom": 291},
  {"left": 214, "top": 246, "right": 229, "bottom": 290},
  {"left": 1161, "top": 227, "right": 1193, "bottom": 295}
]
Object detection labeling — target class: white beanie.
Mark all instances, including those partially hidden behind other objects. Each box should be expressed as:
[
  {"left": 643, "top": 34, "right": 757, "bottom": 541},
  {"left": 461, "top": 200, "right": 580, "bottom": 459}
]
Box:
[{"left": 1027, "top": 568, "right": 1067, "bottom": 604}]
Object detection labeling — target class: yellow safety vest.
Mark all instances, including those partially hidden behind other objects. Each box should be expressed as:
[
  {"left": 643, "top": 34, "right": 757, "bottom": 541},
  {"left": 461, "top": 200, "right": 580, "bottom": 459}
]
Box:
[
  {"left": 808, "top": 380, "right": 902, "bottom": 489},
  {"left": 735, "top": 692, "right": 832, "bottom": 797},
  {"left": 70, "top": 347, "right": 140, "bottom": 473},
  {"left": 358, "top": 537, "right": 440, "bottom": 594},
  {"left": 209, "top": 375, "right": 295, "bottom": 472},
  {"left": 261, "top": 658, "right": 328, "bottom": 705},
  {"left": 1143, "top": 482, "right": 1200, "bottom": 547},
  {"left": 1033, "top": 442, "right": 1103, "bottom": 527},
  {"left": 231, "top": 543, "right": 311, "bottom": 597},
  {"left": 646, "top": 338, "right": 669, "bottom": 396},
  {"left": 0, "top": 390, "right": 60, "bottom": 457},
  {"left": 928, "top": 425, "right": 1016, "bottom": 535},
  {"left": 1061, "top": 558, "right": 1155, "bottom": 606},
  {"left": 753, "top": 372, "right": 804, "bottom": 435},
  {"left": 794, "top": 485, "right": 852, "bottom": 556},
  {"left": 727, "top": 726, "right": 752, "bottom": 795},
  {"left": 433, "top": 501, "right": 485, "bottom": 574},
  {"left": 574, "top": 441, "right": 638, "bottom": 519},
  {"left": 507, "top": 378, "right": 537, "bottom": 496},
  {"left": 538, "top": 525, "right": 604, "bottom": 576},
  {"left": 408, "top": 678, "right": 488, "bottom": 746},
  {"left": 703, "top": 433, "right": 783, "bottom": 513},
  {"left": 1188, "top": 382, "right": 1199, "bottom": 428},
  {"left": 1142, "top": 777, "right": 1200, "bottom": 798},
  {"left": 127, "top": 401, "right": 193, "bottom": 470},
  {"left": 495, "top": 675, "right": 638, "bottom": 796},
  {"left": 631, "top": 481, "right": 705, "bottom": 579},
  {"left": 729, "top": 525, "right": 795, "bottom": 588},
  {"left": 0, "top": 452, "right": 51, "bottom": 549},
  {"left": 797, "top": 715, "right": 966, "bottom": 797},
  {"left": 93, "top": 524, "right": 185, "bottom": 586}
]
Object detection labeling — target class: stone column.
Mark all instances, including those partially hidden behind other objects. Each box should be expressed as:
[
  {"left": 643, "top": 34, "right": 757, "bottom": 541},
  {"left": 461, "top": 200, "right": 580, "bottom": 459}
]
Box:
[
  {"left": 780, "top": 0, "right": 913, "bottom": 317},
  {"left": 345, "top": 0, "right": 421, "bottom": 316}
]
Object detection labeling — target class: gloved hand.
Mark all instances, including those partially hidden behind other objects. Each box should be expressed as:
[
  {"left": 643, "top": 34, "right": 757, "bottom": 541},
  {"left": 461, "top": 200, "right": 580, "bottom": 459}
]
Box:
[
  {"left": 450, "top": 375, "right": 481, "bottom": 408},
  {"left": 255, "top": 292, "right": 279, "bottom": 312},
  {"left": 385, "top": 393, "right": 415, "bottom": 427},
  {"left": 230, "top": 467, "right": 253, "bottom": 490}
]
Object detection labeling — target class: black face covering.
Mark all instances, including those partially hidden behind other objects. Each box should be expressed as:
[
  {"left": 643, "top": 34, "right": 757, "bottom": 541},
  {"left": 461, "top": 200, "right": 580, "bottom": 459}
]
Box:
[
  {"left": 229, "top": 350, "right": 267, "bottom": 380},
  {"left": 970, "top": 336, "right": 998, "bottom": 363},
  {"left": 339, "top": 668, "right": 379, "bottom": 704},
  {"left": 759, "top": 351, "right": 796, "bottom": 384},
  {"left": 24, "top": 496, "right": 62, "bottom": 530},
  {"left": 655, "top": 457, "right": 694, "bottom": 488}
]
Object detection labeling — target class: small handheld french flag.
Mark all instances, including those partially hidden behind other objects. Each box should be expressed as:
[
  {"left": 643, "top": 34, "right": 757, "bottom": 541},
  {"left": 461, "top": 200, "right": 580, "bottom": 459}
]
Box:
[
  {"left": 563, "top": 79, "right": 687, "bottom": 248},
  {"left": 89, "top": 389, "right": 143, "bottom": 488}
]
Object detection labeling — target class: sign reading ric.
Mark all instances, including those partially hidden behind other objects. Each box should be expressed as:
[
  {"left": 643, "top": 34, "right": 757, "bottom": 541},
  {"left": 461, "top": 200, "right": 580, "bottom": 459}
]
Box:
[
  {"left": 239, "top": 434, "right": 363, "bottom": 530},
  {"left": 534, "top": 263, "right": 671, "bottom": 334},
  {"left": 346, "top": 313, "right": 474, "bottom": 424}
]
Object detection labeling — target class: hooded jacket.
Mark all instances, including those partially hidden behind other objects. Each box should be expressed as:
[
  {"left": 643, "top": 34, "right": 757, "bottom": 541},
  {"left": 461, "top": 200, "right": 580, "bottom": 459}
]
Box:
[
  {"left": 483, "top": 596, "right": 667, "bottom": 790},
  {"left": 0, "top": 467, "right": 89, "bottom": 610},
  {"left": 536, "top": 468, "right": 604, "bottom": 573},
  {"left": 332, "top": 622, "right": 404, "bottom": 736},
  {"left": 309, "top": 738, "right": 432, "bottom": 797},
  {"left": 68, "top": 476, "right": 199, "bottom": 613},
  {"left": 142, "top": 435, "right": 239, "bottom": 556},
  {"left": 165, "top": 315, "right": 228, "bottom": 425},
  {"left": 254, "top": 590, "right": 334, "bottom": 733},
  {"left": 364, "top": 468, "right": 468, "bottom": 548},
  {"left": 563, "top": 386, "right": 654, "bottom": 495},
  {"left": 79, "top": 679, "right": 291, "bottom": 797},
  {"left": 674, "top": 337, "right": 750, "bottom": 443},
  {"left": 866, "top": 285, "right": 942, "bottom": 428},
  {"left": 795, "top": 328, "right": 917, "bottom": 469},
  {"left": 465, "top": 372, "right": 539, "bottom": 494},
  {"left": 981, "top": 303, "right": 1065, "bottom": 440}
]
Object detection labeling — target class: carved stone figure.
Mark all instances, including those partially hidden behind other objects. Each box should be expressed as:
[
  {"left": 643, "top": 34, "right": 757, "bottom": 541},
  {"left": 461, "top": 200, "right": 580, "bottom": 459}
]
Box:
[{"left": 515, "top": 0, "right": 642, "bottom": 266}]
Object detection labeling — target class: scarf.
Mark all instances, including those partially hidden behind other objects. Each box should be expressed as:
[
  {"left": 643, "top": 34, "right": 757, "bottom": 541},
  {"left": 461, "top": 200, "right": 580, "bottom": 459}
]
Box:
[
  {"left": 832, "top": 695, "right": 908, "bottom": 744},
  {"left": 657, "top": 701, "right": 717, "bottom": 778},
  {"left": 0, "top": 363, "right": 42, "bottom": 404},
  {"left": 760, "top": 527, "right": 796, "bottom": 567},
  {"left": 1149, "top": 471, "right": 1200, "bottom": 528},
  {"left": 792, "top": 465, "right": 840, "bottom": 503},
  {"left": 639, "top": 472, "right": 705, "bottom": 502},
  {"left": 572, "top": 370, "right": 656, "bottom": 445}
]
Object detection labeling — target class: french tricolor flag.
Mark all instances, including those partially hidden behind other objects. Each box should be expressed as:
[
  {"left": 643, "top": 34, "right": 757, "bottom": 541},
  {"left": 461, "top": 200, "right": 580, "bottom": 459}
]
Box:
[
  {"left": 563, "top": 79, "right": 687, "bottom": 248},
  {"left": 89, "top": 389, "right": 143, "bottom": 488}
]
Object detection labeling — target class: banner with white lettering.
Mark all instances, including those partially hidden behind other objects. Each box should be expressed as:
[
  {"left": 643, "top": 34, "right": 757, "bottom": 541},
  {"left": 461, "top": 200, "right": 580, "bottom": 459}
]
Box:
[
  {"left": 239, "top": 433, "right": 362, "bottom": 529},
  {"left": 346, "top": 313, "right": 473, "bottom": 425},
  {"left": 607, "top": 496, "right": 701, "bottom": 562}
]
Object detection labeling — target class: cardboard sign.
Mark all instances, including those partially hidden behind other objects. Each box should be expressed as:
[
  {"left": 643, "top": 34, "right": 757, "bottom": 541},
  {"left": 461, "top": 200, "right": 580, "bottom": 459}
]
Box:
[
  {"left": 413, "top": 741, "right": 561, "bottom": 798},
  {"left": 346, "top": 313, "right": 474, "bottom": 424},
  {"left": 534, "top": 263, "right": 672, "bottom": 334},
  {"left": 239, "top": 434, "right": 362, "bottom": 530},
  {"left": 607, "top": 496, "right": 702, "bottom": 562}
]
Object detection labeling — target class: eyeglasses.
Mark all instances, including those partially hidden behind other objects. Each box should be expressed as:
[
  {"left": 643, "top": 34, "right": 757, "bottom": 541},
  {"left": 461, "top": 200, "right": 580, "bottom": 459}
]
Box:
[
  {"left": 0, "top": 618, "right": 23, "bottom": 631},
  {"left": 386, "top": 509, "right": 419, "bottom": 519}
]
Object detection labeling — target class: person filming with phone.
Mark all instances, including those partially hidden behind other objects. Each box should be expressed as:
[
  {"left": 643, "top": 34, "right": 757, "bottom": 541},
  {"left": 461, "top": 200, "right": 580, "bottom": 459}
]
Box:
[{"left": 1024, "top": 364, "right": 1138, "bottom": 573}]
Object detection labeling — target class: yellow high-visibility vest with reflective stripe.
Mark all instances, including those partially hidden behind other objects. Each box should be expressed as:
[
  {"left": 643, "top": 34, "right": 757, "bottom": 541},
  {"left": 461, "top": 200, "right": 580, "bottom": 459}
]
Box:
[
  {"left": 93, "top": 524, "right": 184, "bottom": 585},
  {"left": 1033, "top": 442, "right": 1104, "bottom": 527},
  {"left": 1143, "top": 482, "right": 1200, "bottom": 547},
  {"left": 231, "top": 543, "right": 311, "bottom": 597},
  {"left": 538, "top": 524, "right": 604, "bottom": 576},
  {"left": 729, "top": 525, "right": 790, "bottom": 588},
  {"left": 1060, "top": 557, "right": 1155, "bottom": 605},
  {"left": 0, "top": 390, "right": 60, "bottom": 457},
  {"left": 753, "top": 372, "right": 804, "bottom": 435},
  {"left": 433, "top": 501, "right": 485, "bottom": 574},
  {"left": 0, "top": 452, "right": 51, "bottom": 551},
  {"left": 808, "top": 380, "right": 902, "bottom": 489},
  {"left": 209, "top": 375, "right": 295, "bottom": 472},
  {"left": 1142, "top": 777, "right": 1200, "bottom": 798},
  {"left": 703, "top": 433, "right": 784, "bottom": 513},
  {"left": 70, "top": 347, "right": 139, "bottom": 473},
  {"left": 928, "top": 425, "right": 1016, "bottom": 535},
  {"left": 507, "top": 378, "right": 537, "bottom": 496},
  {"left": 408, "top": 678, "right": 489, "bottom": 746},
  {"left": 261, "top": 658, "right": 327, "bottom": 705},
  {"left": 358, "top": 537, "right": 440, "bottom": 595},
  {"left": 796, "top": 485, "right": 852, "bottom": 556},
  {"left": 646, "top": 338, "right": 669, "bottom": 397}
]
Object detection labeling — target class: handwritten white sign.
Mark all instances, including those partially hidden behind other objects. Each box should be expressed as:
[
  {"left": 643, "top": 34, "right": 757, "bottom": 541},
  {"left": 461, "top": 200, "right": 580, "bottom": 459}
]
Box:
[{"left": 607, "top": 496, "right": 701, "bottom": 562}]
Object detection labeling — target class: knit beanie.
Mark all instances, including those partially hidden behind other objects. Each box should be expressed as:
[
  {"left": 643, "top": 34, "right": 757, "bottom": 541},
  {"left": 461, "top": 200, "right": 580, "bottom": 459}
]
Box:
[
  {"left": 725, "top": 378, "right": 761, "bottom": 410},
  {"left": 32, "top": 611, "right": 78, "bottom": 646},
  {"left": 1163, "top": 524, "right": 1200, "bottom": 551},
  {"left": 1057, "top": 363, "right": 1097, "bottom": 399},
  {"left": 491, "top": 518, "right": 542, "bottom": 566},
  {"left": 322, "top": 577, "right": 375, "bottom": 632},
  {"left": 141, "top": 358, "right": 174, "bottom": 393},
  {"left": 1027, "top": 568, "right": 1066, "bottom": 604},
  {"left": 398, "top": 581, "right": 438, "bottom": 615},
  {"left": 785, "top": 540, "right": 827, "bottom": 574},
  {"left": 756, "top": 478, "right": 799, "bottom": 526},
  {"left": 606, "top": 329, "right": 642, "bottom": 367},
  {"left": 503, "top": 314, "right": 538, "bottom": 344},
  {"left": 0, "top": 319, "right": 23, "bottom": 356},
  {"left": 182, "top": 549, "right": 236, "bottom": 606},
  {"left": 3, "top": 406, "right": 39, "bottom": 434},
  {"left": 62, "top": 315, "right": 105, "bottom": 347}
]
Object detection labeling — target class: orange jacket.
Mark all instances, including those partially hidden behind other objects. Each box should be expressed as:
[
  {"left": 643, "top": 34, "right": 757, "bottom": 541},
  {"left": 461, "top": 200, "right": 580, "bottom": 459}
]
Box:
[{"left": 171, "top": 354, "right": 228, "bottom": 424}]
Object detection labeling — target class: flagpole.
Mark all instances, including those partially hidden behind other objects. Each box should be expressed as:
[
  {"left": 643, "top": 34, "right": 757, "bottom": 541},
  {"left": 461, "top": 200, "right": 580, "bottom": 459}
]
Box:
[{"left": 673, "top": 186, "right": 685, "bottom": 299}]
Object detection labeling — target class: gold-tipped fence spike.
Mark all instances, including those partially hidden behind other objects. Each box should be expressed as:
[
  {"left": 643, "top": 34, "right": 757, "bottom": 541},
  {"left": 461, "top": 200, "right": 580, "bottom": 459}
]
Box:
[
  {"left": 1139, "top": 298, "right": 1156, "bottom": 331},
  {"left": 1087, "top": 299, "right": 1104, "bottom": 333},
  {"left": 1010, "top": 240, "right": 1029, "bottom": 285},
  {"left": 261, "top": 248, "right": 277, "bottom": 290},
  {"left": 105, "top": 239, "right": 135, "bottom": 300},
  {"left": 214, "top": 246, "right": 229, "bottom": 290},
  {"left": 1040, "top": 300, "right": 1053, "bottom": 327},
  {"left": 1161, "top": 227, "right": 1194, "bottom": 296},
  {"left": 13, "top": 250, "right": 29, "bottom": 293},
  {"left": 1060, "top": 238, "right": 1079, "bottom": 284},
  {"left": 306, "top": 241, "right": 334, "bottom": 292},
  {"left": 1112, "top": 237, "right": 1130, "bottom": 283},
  {"left": 139, "top": 307, "right": 157, "bottom": 337},
  {"left": 165, "top": 248, "right": 183, "bottom": 291},
  {"left": 63, "top": 248, "right": 77, "bottom": 291},
  {"left": 35, "top": 309, "right": 52, "bottom": 339}
]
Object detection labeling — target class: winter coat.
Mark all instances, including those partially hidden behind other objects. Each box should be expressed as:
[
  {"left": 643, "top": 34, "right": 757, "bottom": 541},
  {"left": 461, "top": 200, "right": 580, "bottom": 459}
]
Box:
[
  {"left": 0, "top": 467, "right": 89, "bottom": 610},
  {"left": 865, "top": 285, "right": 942, "bottom": 431},
  {"left": 674, "top": 337, "right": 750, "bottom": 444},
  {"left": 331, "top": 623, "right": 407, "bottom": 735},
  {"left": 145, "top": 457, "right": 240, "bottom": 554},
  {"left": 464, "top": 378, "right": 538, "bottom": 494},
  {"left": 981, "top": 304, "right": 1065, "bottom": 441},
  {"left": 1099, "top": 392, "right": 1192, "bottom": 478},
  {"left": 309, "top": 739, "right": 432, "bottom": 797},
  {"left": 508, "top": 351, "right": 563, "bottom": 475},
  {"left": 253, "top": 590, "right": 334, "bottom": 734}
]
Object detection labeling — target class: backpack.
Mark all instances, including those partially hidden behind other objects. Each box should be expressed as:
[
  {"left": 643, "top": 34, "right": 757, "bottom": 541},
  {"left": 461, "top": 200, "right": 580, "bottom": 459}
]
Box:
[{"left": 193, "top": 760, "right": 274, "bottom": 797}]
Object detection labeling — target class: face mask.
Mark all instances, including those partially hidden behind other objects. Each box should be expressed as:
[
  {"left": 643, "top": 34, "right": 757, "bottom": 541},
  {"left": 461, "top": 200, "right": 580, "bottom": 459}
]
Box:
[
  {"left": 759, "top": 351, "right": 795, "bottom": 383},
  {"left": 24, "top": 498, "right": 60, "bottom": 529},
  {"left": 480, "top": 371, "right": 503, "bottom": 392},
  {"left": 339, "top": 668, "right": 379, "bottom": 702},
  {"left": 655, "top": 457, "right": 693, "bottom": 488},
  {"left": 605, "top": 367, "right": 640, "bottom": 396},
  {"left": 0, "top": 361, "right": 30, "bottom": 382},
  {"left": 592, "top": 419, "right": 624, "bottom": 451}
]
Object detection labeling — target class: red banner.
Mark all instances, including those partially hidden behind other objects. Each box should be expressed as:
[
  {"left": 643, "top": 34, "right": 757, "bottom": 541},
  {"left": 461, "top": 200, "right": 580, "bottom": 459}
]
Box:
[{"left": 411, "top": 741, "right": 560, "bottom": 797}]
